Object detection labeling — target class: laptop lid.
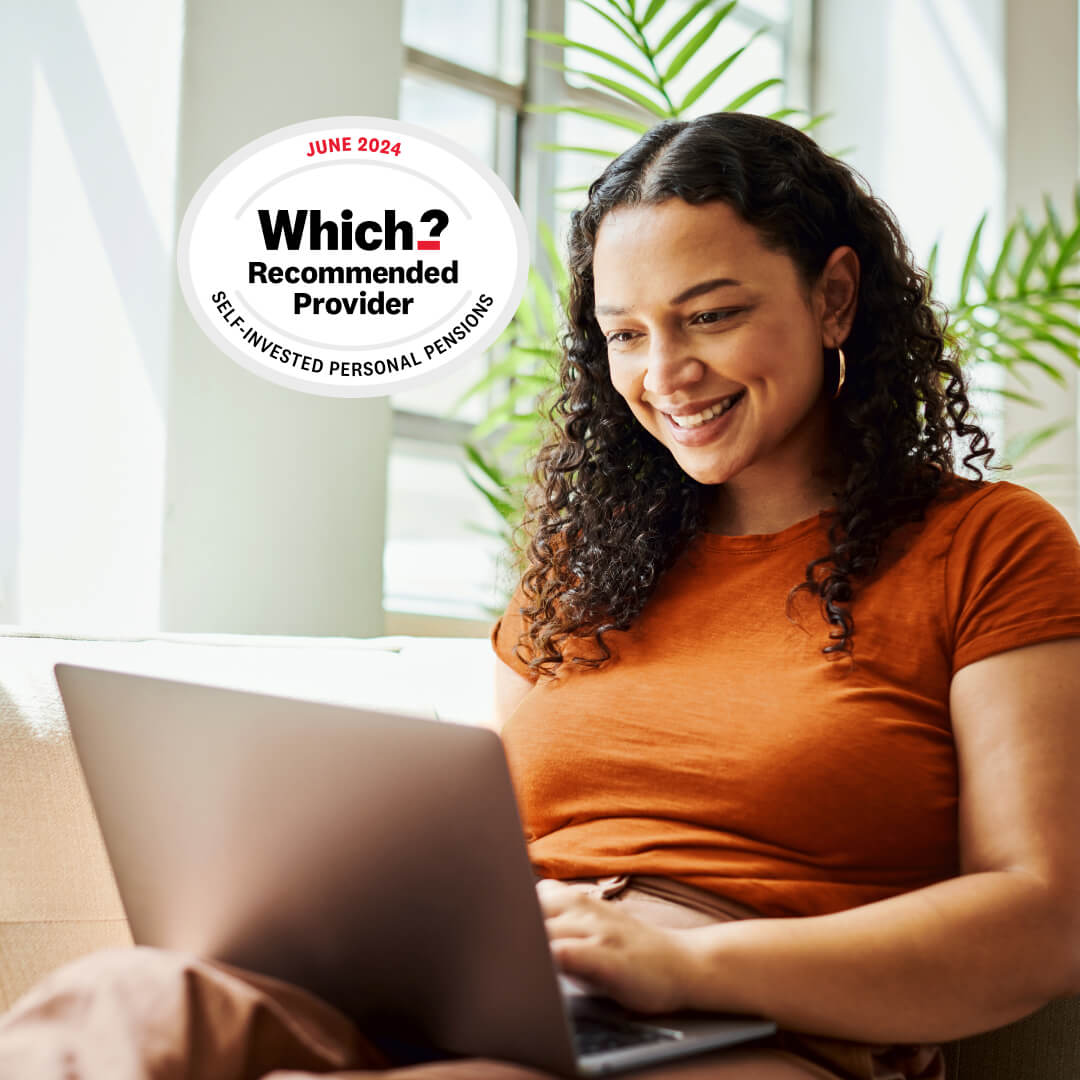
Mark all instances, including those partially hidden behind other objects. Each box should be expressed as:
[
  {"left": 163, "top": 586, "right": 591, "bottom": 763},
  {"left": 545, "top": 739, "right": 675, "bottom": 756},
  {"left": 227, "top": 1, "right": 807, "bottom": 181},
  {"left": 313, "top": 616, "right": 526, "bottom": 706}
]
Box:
[{"left": 54, "top": 663, "right": 775, "bottom": 1077}]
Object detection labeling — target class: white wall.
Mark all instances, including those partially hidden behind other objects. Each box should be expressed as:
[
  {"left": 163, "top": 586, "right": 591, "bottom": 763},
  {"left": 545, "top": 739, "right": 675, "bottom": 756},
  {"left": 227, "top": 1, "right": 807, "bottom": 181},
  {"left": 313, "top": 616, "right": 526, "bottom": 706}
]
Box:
[
  {"left": 1, "top": 0, "right": 404, "bottom": 634},
  {"left": 162, "top": 0, "right": 403, "bottom": 636},
  {"left": 813, "top": 0, "right": 1078, "bottom": 526},
  {"left": 1, "top": 0, "right": 183, "bottom": 630}
]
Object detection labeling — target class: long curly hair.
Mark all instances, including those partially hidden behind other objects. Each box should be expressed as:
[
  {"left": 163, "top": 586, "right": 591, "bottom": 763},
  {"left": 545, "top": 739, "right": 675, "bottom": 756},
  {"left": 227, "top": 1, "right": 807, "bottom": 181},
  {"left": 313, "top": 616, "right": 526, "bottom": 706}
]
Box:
[{"left": 505, "top": 111, "right": 1005, "bottom": 678}]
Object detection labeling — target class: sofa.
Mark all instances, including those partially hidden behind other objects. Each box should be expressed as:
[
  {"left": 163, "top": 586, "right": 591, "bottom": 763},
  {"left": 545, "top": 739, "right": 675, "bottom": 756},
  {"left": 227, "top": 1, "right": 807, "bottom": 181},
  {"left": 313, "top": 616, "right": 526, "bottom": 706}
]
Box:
[{"left": 1, "top": 626, "right": 1076, "bottom": 1077}]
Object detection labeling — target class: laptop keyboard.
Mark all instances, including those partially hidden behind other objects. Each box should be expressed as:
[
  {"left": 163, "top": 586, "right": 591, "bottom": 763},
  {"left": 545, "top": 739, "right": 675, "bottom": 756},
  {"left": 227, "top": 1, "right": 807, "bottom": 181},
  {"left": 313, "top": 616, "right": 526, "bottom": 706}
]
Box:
[{"left": 572, "top": 1016, "right": 678, "bottom": 1057}]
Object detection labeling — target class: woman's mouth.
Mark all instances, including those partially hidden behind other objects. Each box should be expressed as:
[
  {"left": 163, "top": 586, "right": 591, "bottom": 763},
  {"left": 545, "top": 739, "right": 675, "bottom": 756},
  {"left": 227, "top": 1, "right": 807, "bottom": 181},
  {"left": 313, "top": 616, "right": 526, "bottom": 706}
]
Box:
[{"left": 663, "top": 390, "right": 746, "bottom": 446}]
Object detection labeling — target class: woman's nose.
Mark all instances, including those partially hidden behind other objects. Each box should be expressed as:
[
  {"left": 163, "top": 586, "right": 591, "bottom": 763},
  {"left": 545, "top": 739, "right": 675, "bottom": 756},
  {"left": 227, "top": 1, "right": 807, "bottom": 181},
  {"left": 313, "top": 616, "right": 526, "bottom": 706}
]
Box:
[{"left": 641, "top": 334, "right": 705, "bottom": 397}]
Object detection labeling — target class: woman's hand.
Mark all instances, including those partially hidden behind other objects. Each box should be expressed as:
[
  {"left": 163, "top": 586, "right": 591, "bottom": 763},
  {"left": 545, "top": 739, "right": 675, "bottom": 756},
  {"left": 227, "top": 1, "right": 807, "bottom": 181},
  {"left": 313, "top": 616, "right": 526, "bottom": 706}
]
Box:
[{"left": 536, "top": 880, "right": 698, "bottom": 1015}]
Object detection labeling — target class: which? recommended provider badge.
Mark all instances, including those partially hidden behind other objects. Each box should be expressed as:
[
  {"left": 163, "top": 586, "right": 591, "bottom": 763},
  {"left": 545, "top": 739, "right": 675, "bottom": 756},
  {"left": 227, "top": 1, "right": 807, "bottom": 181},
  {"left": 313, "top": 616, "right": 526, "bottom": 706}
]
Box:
[{"left": 177, "top": 116, "right": 529, "bottom": 398}]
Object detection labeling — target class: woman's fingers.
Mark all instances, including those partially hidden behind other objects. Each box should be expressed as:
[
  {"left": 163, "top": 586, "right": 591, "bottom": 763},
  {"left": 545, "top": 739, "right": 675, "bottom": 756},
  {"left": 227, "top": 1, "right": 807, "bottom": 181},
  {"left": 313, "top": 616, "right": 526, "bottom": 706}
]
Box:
[
  {"left": 538, "top": 889, "right": 626, "bottom": 941},
  {"left": 550, "top": 939, "right": 616, "bottom": 986},
  {"left": 543, "top": 914, "right": 600, "bottom": 940},
  {"left": 536, "top": 881, "right": 612, "bottom": 918},
  {"left": 533, "top": 883, "right": 695, "bottom": 1014}
]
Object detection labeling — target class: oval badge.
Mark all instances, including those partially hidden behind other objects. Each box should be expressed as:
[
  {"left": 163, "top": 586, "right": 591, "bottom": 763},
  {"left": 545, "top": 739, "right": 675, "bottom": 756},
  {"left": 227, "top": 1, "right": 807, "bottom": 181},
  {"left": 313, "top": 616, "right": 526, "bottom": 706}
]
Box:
[{"left": 177, "top": 115, "right": 530, "bottom": 397}]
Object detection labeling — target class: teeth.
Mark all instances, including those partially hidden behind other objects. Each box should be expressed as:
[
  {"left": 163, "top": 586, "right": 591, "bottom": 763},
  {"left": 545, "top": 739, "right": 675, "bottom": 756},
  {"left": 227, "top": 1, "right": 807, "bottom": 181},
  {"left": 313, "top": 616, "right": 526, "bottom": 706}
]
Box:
[{"left": 670, "top": 393, "right": 742, "bottom": 428}]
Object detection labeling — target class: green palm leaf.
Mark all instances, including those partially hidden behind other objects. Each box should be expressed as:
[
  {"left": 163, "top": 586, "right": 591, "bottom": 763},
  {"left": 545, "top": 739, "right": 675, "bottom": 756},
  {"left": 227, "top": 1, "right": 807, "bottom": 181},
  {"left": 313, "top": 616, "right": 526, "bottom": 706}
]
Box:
[
  {"left": 531, "top": 272, "right": 559, "bottom": 339},
  {"left": 538, "top": 220, "right": 570, "bottom": 297},
  {"left": 722, "top": 77, "right": 783, "bottom": 113},
  {"left": 464, "top": 442, "right": 511, "bottom": 494},
  {"left": 994, "top": 310, "right": 1078, "bottom": 366},
  {"left": 958, "top": 211, "right": 987, "bottom": 306},
  {"left": 1004, "top": 417, "right": 1075, "bottom": 465},
  {"left": 544, "top": 63, "right": 670, "bottom": 117},
  {"left": 525, "top": 103, "right": 652, "bottom": 134},
  {"left": 972, "top": 386, "right": 1044, "bottom": 408},
  {"left": 514, "top": 271, "right": 542, "bottom": 337},
  {"left": 925, "top": 238, "right": 942, "bottom": 290},
  {"left": 1049, "top": 216, "right": 1080, "bottom": 286},
  {"left": 994, "top": 332, "right": 1069, "bottom": 386},
  {"left": 449, "top": 344, "right": 555, "bottom": 414},
  {"left": 472, "top": 397, "right": 535, "bottom": 441},
  {"left": 984, "top": 222, "right": 1018, "bottom": 300},
  {"left": 575, "top": 0, "right": 645, "bottom": 57},
  {"left": 1028, "top": 298, "right": 1080, "bottom": 337},
  {"left": 1043, "top": 192, "right": 1066, "bottom": 246},
  {"left": 500, "top": 422, "right": 550, "bottom": 448},
  {"left": 595, "top": 0, "right": 632, "bottom": 18},
  {"left": 656, "top": 0, "right": 716, "bottom": 55},
  {"left": 640, "top": 0, "right": 667, "bottom": 28},
  {"left": 538, "top": 143, "right": 621, "bottom": 157},
  {"left": 527, "top": 30, "right": 661, "bottom": 92},
  {"left": 464, "top": 468, "right": 515, "bottom": 522},
  {"left": 1016, "top": 223, "right": 1051, "bottom": 293},
  {"left": 678, "top": 31, "right": 766, "bottom": 113},
  {"left": 798, "top": 110, "right": 834, "bottom": 133},
  {"left": 664, "top": 2, "right": 738, "bottom": 83}
]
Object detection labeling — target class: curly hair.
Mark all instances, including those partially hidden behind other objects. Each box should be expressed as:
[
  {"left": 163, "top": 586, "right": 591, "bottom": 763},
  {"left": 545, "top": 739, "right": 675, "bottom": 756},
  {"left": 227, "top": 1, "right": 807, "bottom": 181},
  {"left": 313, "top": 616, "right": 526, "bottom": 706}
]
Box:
[{"left": 505, "top": 111, "right": 1005, "bottom": 679}]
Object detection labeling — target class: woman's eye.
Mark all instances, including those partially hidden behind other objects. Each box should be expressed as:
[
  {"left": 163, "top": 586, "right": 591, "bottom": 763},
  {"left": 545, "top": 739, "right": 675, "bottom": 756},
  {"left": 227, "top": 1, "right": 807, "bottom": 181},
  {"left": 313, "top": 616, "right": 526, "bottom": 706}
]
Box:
[
  {"left": 604, "top": 310, "right": 743, "bottom": 345},
  {"left": 695, "top": 309, "right": 742, "bottom": 324}
]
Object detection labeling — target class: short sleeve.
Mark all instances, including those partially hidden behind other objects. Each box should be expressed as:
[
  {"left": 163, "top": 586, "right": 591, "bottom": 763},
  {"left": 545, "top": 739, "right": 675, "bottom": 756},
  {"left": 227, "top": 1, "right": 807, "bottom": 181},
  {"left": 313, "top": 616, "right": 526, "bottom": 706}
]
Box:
[
  {"left": 490, "top": 579, "right": 540, "bottom": 682},
  {"left": 946, "top": 481, "right": 1080, "bottom": 674}
]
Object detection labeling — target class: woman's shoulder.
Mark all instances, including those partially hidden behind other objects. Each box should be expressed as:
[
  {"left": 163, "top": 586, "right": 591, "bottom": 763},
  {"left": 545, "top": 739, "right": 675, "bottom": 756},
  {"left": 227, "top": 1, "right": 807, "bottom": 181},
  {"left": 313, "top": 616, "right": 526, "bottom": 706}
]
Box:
[
  {"left": 931, "top": 474, "right": 1080, "bottom": 673},
  {"left": 873, "top": 471, "right": 1075, "bottom": 582},
  {"left": 925, "top": 471, "right": 1073, "bottom": 535}
]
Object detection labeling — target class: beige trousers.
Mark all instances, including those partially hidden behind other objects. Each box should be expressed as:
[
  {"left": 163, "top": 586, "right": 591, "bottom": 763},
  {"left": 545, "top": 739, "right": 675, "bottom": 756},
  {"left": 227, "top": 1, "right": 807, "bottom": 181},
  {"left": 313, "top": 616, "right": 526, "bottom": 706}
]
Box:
[{"left": 0, "top": 874, "right": 944, "bottom": 1080}]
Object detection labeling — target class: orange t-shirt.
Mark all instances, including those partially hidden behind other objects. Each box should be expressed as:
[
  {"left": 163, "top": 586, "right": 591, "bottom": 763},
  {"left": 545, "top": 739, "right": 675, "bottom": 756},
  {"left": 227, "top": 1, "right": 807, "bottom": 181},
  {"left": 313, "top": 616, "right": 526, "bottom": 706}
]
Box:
[{"left": 489, "top": 478, "right": 1080, "bottom": 918}]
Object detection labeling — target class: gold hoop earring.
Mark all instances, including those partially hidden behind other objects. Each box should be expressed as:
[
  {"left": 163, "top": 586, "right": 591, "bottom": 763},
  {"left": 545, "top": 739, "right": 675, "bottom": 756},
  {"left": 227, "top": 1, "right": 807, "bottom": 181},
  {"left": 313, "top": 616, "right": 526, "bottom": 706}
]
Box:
[{"left": 832, "top": 347, "right": 846, "bottom": 400}]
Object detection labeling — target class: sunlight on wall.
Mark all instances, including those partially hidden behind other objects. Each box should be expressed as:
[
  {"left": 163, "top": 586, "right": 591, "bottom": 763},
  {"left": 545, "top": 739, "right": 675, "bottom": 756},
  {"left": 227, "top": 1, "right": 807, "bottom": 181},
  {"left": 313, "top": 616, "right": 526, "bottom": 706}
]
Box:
[{"left": 14, "top": 0, "right": 182, "bottom": 630}]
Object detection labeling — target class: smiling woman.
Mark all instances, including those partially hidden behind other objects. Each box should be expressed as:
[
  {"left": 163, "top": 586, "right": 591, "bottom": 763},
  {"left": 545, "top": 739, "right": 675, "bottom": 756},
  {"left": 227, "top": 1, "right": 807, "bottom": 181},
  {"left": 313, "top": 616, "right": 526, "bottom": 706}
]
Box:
[
  {"left": 591, "top": 197, "right": 856, "bottom": 528},
  {"left": 512, "top": 111, "right": 995, "bottom": 674}
]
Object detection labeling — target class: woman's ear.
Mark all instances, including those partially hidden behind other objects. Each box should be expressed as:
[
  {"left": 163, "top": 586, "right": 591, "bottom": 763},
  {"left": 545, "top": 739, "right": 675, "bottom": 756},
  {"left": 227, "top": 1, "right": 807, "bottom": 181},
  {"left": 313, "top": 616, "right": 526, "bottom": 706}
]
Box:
[{"left": 820, "top": 246, "right": 860, "bottom": 347}]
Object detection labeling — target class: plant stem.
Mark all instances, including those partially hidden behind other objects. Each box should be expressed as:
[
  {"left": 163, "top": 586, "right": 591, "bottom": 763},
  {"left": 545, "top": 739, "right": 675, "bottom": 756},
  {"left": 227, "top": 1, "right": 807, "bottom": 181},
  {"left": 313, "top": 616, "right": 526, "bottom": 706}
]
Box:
[{"left": 624, "top": 8, "right": 679, "bottom": 116}]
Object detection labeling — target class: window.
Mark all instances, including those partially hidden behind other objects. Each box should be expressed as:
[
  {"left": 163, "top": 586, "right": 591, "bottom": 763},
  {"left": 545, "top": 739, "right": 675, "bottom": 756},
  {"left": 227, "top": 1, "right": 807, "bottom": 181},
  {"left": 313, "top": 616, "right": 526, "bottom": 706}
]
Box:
[
  {"left": 387, "top": 0, "right": 806, "bottom": 630},
  {"left": 387, "top": 0, "right": 529, "bottom": 632}
]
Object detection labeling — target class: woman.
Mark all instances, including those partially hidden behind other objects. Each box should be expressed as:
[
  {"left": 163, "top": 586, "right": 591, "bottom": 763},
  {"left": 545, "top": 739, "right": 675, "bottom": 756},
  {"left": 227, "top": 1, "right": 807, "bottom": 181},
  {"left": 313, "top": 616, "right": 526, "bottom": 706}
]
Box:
[
  {"left": 488, "top": 111, "right": 1080, "bottom": 1077},
  {"left": 2, "top": 113, "right": 1078, "bottom": 1080}
]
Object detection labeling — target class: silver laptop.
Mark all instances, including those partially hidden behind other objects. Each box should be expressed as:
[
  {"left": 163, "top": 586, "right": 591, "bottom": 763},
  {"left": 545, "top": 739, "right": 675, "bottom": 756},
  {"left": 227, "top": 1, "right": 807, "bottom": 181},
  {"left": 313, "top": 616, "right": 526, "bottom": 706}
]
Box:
[{"left": 54, "top": 662, "right": 776, "bottom": 1077}]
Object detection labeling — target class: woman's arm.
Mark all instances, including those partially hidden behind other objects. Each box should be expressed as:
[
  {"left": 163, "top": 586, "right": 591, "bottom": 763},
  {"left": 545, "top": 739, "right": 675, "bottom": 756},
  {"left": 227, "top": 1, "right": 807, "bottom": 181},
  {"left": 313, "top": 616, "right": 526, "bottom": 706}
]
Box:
[
  {"left": 679, "top": 864, "right": 1073, "bottom": 1043},
  {"left": 677, "top": 636, "right": 1080, "bottom": 1044}
]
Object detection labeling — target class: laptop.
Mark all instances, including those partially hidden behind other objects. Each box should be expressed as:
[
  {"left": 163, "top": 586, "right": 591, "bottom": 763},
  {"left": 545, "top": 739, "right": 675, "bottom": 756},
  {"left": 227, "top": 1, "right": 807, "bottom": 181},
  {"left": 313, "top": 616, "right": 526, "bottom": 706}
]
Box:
[{"left": 53, "top": 662, "right": 777, "bottom": 1077}]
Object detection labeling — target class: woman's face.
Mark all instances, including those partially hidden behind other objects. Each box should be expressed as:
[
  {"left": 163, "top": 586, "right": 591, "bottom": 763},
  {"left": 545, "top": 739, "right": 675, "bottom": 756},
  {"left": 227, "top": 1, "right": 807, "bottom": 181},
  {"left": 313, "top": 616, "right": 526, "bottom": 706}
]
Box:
[{"left": 592, "top": 198, "right": 855, "bottom": 494}]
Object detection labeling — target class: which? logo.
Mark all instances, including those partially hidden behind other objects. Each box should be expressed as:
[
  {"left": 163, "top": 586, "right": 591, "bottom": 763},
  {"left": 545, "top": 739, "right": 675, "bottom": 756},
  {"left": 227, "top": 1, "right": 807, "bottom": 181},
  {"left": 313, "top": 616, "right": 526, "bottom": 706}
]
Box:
[{"left": 177, "top": 115, "right": 528, "bottom": 398}]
